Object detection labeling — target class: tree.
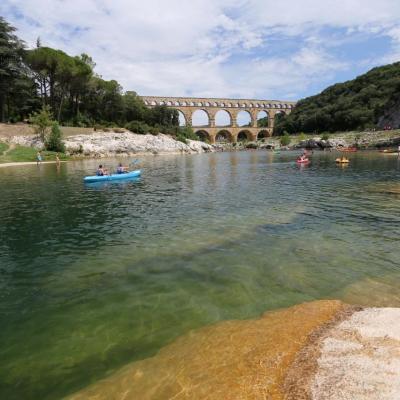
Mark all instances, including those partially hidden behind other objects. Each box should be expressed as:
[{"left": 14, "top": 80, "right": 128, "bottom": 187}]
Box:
[
  {"left": 275, "top": 61, "right": 400, "bottom": 134},
  {"left": 0, "top": 17, "right": 27, "bottom": 122},
  {"left": 46, "top": 121, "right": 65, "bottom": 152},
  {"left": 30, "top": 105, "right": 53, "bottom": 142}
]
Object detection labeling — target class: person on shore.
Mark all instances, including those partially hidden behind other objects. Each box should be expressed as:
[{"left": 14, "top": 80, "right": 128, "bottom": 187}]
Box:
[
  {"left": 116, "top": 163, "right": 128, "bottom": 174},
  {"left": 37, "top": 151, "right": 42, "bottom": 165},
  {"left": 96, "top": 165, "right": 108, "bottom": 176}
]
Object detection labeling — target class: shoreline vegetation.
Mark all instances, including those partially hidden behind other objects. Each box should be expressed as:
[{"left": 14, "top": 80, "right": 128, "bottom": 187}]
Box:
[{"left": 1, "top": 125, "right": 400, "bottom": 165}]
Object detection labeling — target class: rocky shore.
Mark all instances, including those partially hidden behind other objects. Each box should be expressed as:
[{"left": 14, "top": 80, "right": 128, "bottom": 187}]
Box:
[
  {"left": 65, "top": 300, "right": 400, "bottom": 400},
  {"left": 4, "top": 130, "right": 215, "bottom": 157}
]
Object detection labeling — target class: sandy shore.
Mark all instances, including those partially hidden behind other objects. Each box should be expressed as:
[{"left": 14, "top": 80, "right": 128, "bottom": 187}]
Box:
[{"left": 0, "top": 161, "right": 67, "bottom": 168}]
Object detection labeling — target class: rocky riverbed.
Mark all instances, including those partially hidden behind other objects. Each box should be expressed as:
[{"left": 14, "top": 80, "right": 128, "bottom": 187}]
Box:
[{"left": 65, "top": 300, "right": 400, "bottom": 400}]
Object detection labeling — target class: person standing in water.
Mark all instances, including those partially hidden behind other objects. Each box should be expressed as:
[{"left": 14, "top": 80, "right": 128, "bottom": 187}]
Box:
[
  {"left": 37, "top": 151, "right": 42, "bottom": 165},
  {"left": 55, "top": 153, "right": 60, "bottom": 166}
]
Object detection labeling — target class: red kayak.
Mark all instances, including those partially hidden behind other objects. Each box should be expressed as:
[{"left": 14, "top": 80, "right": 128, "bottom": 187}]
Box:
[{"left": 296, "top": 158, "right": 310, "bottom": 164}]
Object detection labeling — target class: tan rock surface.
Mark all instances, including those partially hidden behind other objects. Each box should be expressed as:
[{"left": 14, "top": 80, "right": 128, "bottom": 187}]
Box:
[
  {"left": 311, "top": 308, "right": 400, "bottom": 400},
  {"left": 65, "top": 300, "right": 345, "bottom": 400}
]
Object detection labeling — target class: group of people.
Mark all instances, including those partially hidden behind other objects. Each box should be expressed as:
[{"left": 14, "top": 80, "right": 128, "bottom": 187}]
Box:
[
  {"left": 36, "top": 151, "right": 61, "bottom": 166},
  {"left": 96, "top": 163, "right": 129, "bottom": 176}
]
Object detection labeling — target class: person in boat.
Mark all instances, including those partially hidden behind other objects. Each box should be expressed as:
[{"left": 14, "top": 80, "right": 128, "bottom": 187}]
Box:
[
  {"left": 297, "top": 154, "right": 308, "bottom": 162},
  {"left": 116, "top": 163, "right": 128, "bottom": 174},
  {"left": 96, "top": 165, "right": 108, "bottom": 176}
]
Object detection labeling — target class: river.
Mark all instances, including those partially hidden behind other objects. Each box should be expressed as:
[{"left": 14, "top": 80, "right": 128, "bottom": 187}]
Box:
[{"left": 1, "top": 150, "right": 400, "bottom": 399}]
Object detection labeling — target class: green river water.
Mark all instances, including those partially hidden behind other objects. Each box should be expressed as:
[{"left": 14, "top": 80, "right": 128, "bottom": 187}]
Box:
[{"left": 1, "top": 150, "right": 400, "bottom": 399}]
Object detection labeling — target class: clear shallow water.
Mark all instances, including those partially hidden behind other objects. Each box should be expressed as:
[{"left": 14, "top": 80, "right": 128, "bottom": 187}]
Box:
[{"left": 1, "top": 151, "right": 400, "bottom": 399}]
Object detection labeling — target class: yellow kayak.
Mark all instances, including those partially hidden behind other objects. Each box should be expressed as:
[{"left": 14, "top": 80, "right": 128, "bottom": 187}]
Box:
[{"left": 336, "top": 158, "right": 349, "bottom": 163}]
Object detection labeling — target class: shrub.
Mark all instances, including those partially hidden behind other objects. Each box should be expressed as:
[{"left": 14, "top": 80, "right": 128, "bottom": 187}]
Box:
[
  {"left": 46, "top": 122, "right": 65, "bottom": 152},
  {"left": 177, "top": 126, "right": 197, "bottom": 141},
  {"left": 125, "top": 121, "right": 151, "bottom": 134},
  {"left": 29, "top": 106, "right": 53, "bottom": 142},
  {"left": 280, "top": 132, "right": 291, "bottom": 146},
  {"left": 298, "top": 132, "right": 306, "bottom": 141},
  {"left": 321, "top": 132, "right": 330, "bottom": 141}
]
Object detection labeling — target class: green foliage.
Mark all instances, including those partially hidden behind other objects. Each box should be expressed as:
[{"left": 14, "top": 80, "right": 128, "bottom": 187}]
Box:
[
  {"left": 125, "top": 121, "right": 151, "bottom": 134},
  {"left": 321, "top": 132, "right": 330, "bottom": 141},
  {"left": 29, "top": 105, "right": 54, "bottom": 141},
  {"left": 0, "top": 17, "right": 181, "bottom": 134},
  {"left": 0, "top": 145, "right": 68, "bottom": 163},
  {"left": 0, "top": 17, "right": 39, "bottom": 122},
  {"left": 176, "top": 126, "right": 198, "bottom": 143},
  {"left": 46, "top": 122, "right": 65, "bottom": 152},
  {"left": 257, "top": 116, "right": 269, "bottom": 127},
  {"left": 0, "top": 142, "right": 9, "bottom": 155},
  {"left": 298, "top": 132, "right": 306, "bottom": 141},
  {"left": 280, "top": 132, "right": 291, "bottom": 146},
  {"left": 275, "top": 62, "right": 400, "bottom": 134}
]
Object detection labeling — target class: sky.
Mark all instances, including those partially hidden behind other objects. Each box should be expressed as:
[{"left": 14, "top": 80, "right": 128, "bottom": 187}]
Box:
[{"left": 2, "top": 0, "right": 400, "bottom": 104}]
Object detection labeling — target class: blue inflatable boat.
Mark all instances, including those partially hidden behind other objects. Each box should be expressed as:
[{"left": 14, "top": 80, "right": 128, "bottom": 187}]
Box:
[{"left": 84, "top": 169, "right": 141, "bottom": 183}]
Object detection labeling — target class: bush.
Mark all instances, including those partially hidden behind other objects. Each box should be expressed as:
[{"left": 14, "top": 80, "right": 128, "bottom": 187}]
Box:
[
  {"left": 298, "top": 132, "right": 306, "bottom": 141},
  {"left": 177, "top": 126, "right": 197, "bottom": 141},
  {"left": 45, "top": 122, "right": 65, "bottom": 152},
  {"left": 280, "top": 132, "right": 291, "bottom": 146},
  {"left": 125, "top": 121, "right": 151, "bottom": 134},
  {"left": 321, "top": 132, "right": 330, "bottom": 141},
  {"left": 29, "top": 106, "right": 53, "bottom": 142}
]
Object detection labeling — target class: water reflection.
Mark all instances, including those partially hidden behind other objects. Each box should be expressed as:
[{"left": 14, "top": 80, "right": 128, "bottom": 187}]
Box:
[{"left": 1, "top": 151, "right": 400, "bottom": 400}]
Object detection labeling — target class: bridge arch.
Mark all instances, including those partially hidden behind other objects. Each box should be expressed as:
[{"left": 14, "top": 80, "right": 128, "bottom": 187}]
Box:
[
  {"left": 215, "top": 110, "right": 232, "bottom": 127},
  {"left": 256, "top": 110, "right": 269, "bottom": 128},
  {"left": 216, "top": 130, "right": 233, "bottom": 143},
  {"left": 237, "top": 110, "right": 253, "bottom": 127},
  {"left": 192, "top": 109, "right": 210, "bottom": 127},
  {"left": 237, "top": 130, "right": 252, "bottom": 142},
  {"left": 195, "top": 130, "right": 210, "bottom": 142},
  {"left": 257, "top": 130, "right": 270, "bottom": 140}
]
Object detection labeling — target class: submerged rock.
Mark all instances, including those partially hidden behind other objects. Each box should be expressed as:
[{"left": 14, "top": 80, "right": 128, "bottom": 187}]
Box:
[{"left": 65, "top": 300, "right": 346, "bottom": 400}]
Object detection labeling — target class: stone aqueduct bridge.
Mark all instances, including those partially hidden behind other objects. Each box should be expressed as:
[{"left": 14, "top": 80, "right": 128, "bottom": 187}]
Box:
[{"left": 140, "top": 96, "right": 297, "bottom": 143}]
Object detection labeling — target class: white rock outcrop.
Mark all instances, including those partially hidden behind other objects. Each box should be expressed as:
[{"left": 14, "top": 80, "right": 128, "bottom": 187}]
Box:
[{"left": 6, "top": 131, "right": 214, "bottom": 156}]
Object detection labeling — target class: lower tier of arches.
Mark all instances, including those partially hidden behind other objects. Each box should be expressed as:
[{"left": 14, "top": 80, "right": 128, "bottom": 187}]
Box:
[{"left": 194, "top": 128, "right": 273, "bottom": 144}]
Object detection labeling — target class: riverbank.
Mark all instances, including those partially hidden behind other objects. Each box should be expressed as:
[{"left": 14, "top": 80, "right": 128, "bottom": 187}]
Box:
[
  {"left": 65, "top": 300, "right": 400, "bottom": 400},
  {"left": 0, "top": 160, "right": 68, "bottom": 168},
  {"left": 0, "top": 129, "right": 214, "bottom": 161}
]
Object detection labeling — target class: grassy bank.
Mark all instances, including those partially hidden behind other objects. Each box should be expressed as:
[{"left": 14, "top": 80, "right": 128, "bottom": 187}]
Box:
[{"left": 0, "top": 144, "right": 69, "bottom": 164}]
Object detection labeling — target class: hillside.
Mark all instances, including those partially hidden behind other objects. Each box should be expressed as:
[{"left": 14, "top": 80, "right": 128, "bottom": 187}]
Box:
[{"left": 275, "top": 62, "right": 400, "bottom": 134}]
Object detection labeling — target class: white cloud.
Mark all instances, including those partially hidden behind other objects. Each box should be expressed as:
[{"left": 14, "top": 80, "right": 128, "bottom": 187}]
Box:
[{"left": 1, "top": 0, "right": 400, "bottom": 99}]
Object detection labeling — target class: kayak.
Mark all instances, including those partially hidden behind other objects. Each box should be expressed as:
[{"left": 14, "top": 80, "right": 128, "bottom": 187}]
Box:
[
  {"left": 84, "top": 169, "right": 141, "bottom": 183},
  {"left": 296, "top": 159, "right": 310, "bottom": 164},
  {"left": 335, "top": 158, "right": 349, "bottom": 163}
]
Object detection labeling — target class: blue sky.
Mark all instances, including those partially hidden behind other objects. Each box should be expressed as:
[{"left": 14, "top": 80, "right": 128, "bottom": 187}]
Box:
[{"left": 2, "top": 0, "right": 400, "bottom": 103}]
